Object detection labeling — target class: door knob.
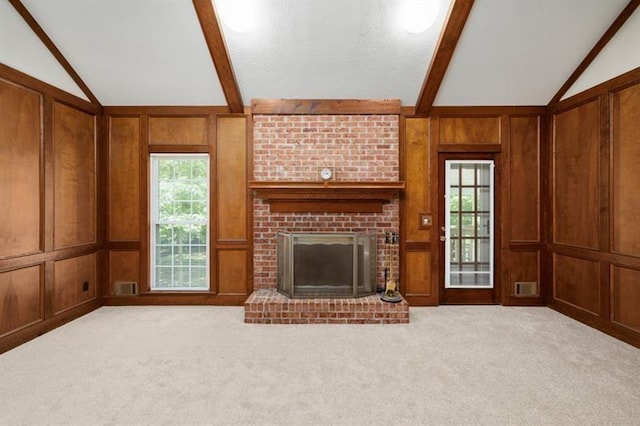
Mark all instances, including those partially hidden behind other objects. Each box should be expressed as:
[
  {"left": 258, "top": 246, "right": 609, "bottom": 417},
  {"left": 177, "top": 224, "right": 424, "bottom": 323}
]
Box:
[{"left": 439, "top": 235, "right": 446, "bottom": 242}]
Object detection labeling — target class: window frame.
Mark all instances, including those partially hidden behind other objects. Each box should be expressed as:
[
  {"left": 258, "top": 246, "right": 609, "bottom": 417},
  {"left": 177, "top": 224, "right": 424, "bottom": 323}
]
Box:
[{"left": 150, "top": 153, "right": 210, "bottom": 291}]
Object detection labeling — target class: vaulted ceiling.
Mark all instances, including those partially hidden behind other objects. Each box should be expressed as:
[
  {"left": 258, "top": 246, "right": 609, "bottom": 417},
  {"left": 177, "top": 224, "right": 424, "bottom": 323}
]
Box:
[{"left": 1, "top": 0, "right": 638, "bottom": 110}]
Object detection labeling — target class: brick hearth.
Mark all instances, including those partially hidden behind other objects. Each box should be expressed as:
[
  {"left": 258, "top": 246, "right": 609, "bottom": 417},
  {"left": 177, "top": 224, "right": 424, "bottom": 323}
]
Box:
[{"left": 244, "top": 289, "right": 409, "bottom": 325}]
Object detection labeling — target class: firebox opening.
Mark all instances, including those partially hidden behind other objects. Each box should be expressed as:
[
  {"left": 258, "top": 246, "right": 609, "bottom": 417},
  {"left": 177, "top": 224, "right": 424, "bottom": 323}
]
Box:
[{"left": 277, "top": 232, "right": 377, "bottom": 298}]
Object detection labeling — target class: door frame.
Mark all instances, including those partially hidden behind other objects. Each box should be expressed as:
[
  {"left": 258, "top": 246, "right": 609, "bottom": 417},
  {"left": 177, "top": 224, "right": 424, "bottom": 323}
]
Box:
[{"left": 438, "top": 152, "right": 502, "bottom": 304}]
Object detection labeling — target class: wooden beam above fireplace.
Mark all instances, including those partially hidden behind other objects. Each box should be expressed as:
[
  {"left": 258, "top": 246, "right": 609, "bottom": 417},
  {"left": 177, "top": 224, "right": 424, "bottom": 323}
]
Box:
[{"left": 249, "top": 181, "right": 404, "bottom": 213}]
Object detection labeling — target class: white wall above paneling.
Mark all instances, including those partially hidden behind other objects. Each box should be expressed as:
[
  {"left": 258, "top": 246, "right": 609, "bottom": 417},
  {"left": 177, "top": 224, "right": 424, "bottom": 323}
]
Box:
[
  {"left": 563, "top": 8, "right": 640, "bottom": 100},
  {"left": 0, "top": 0, "right": 87, "bottom": 100},
  {"left": 22, "top": 0, "right": 227, "bottom": 106},
  {"left": 434, "top": 0, "right": 629, "bottom": 106}
]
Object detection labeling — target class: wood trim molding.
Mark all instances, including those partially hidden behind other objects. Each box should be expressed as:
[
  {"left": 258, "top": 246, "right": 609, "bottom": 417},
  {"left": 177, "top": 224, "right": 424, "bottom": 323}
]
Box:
[
  {"left": 548, "top": 0, "right": 640, "bottom": 106},
  {"left": 192, "top": 0, "right": 244, "bottom": 113},
  {"left": 249, "top": 181, "right": 404, "bottom": 213},
  {"left": 8, "top": 0, "right": 101, "bottom": 106},
  {"left": 414, "top": 0, "right": 475, "bottom": 115},
  {"left": 0, "top": 65, "right": 99, "bottom": 114},
  {"left": 103, "top": 106, "right": 230, "bottom": 115},
  {"left": 549, "top": 300, "right": 640, "bottom": 348},
  {"left": 437, "top": 143, "right": 502, "bottom": 153},
  {"left": 251, "top": 99, "right": 402, "bottom": 115},
  {"left": 549, "top": 66, "right": 640, "bottom": 114},
  {"left": 430, "top": 106, "right": 546, "bottom": 116}
]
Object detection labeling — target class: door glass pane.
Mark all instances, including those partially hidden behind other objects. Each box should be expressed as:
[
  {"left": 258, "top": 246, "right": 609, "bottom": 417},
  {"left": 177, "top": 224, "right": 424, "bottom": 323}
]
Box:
[
  {"left": 477, "top": 214, "right": 490, "bottom": 237},
  {"left": 460, "top": 187, "right": 475, "bottom": 211},
  {"left": 449, "top": 165, "right": 460, "bottom": 186},
  {"left": 478, "top": 188, "right": 490, "bottom": 211},
  {"left": 445, "top": 160, "right": 494, "bottom": 289},
  {"left": 478, "top": 167, "right": 491, "bottom": 186},
  {"left": 460, "top": 214, "right": 475, "bottom": 237},
  {"left": 450, "top": 214, "right": 459, "bottom": 237},
  {"left": 461, "top": 165, "right": 475, "bottom": 185},
  {"left": 478, "top": 239, "right": 490, "bottom": 263}
]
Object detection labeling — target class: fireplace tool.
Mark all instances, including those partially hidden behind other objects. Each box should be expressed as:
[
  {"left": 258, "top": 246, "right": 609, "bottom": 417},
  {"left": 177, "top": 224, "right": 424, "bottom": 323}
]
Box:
[{"left": 381, "top": 232, "right": 402, "bottom": 303}]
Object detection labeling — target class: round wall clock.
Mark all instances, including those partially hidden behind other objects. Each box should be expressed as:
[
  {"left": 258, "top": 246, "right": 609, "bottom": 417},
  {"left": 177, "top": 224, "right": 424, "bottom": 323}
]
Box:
[{"left": 319, "top": 167, "right": 333, "bottom": 181}]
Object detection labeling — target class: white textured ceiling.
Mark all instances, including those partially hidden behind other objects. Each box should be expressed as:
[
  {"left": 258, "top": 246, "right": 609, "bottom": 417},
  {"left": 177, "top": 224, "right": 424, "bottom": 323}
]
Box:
[
  {"left": 21, "top": 0, "right": 227, "bottom": 106},
  {"left": 434, "top": 0, "right": 629, "bottom": 106},
  {"left": 564, "top": 8, "right": 640, "bottom": 100},
  {"left": 217, "top": 0, "right": 452, "bottom": 105},
  {"left": 0, "top": 0, "right": 86, "bottom": 100},
  {"left": 1, "top": 0, "right": 636, "bottom": 107}
]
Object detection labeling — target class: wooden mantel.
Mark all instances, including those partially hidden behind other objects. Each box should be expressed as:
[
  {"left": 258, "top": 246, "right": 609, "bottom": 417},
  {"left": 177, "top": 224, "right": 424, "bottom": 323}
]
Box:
[{"left": 249, "top": 181, "right": 404, "bottom": 213}]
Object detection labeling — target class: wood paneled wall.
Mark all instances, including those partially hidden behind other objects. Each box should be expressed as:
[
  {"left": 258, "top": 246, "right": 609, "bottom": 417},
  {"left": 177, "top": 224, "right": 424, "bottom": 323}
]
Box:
[
  {"left": 549, "top": 69, "right": 640, "bottom": 346},
  {"left": 401, "top": 108, "right": 545, "bottom": 306},
  {"left": 103, "top": 108, "right": 251, "bottom": 305},
  {"left": 0, "top": 67, "right": 101, "bottom": 354}
]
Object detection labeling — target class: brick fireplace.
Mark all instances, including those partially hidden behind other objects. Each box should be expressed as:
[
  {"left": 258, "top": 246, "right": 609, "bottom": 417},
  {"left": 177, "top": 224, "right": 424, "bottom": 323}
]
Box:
[{"left": 245, "top": 112, "right": 409, "bottom": 324}]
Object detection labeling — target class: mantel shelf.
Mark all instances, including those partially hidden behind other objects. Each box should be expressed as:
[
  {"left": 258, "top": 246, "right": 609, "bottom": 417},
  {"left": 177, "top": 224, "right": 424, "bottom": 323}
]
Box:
[{"left": 249, "top": 181, "right": 404, "bottom": 213}]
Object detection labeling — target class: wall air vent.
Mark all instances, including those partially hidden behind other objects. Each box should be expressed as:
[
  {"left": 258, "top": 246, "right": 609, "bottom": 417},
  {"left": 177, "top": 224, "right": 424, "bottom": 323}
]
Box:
[
  {"left": 114, "top": 281, "right": 138, "bottom": 296},
  {"left": 515, "top": 281, "right": 538, "bottom": 297}
]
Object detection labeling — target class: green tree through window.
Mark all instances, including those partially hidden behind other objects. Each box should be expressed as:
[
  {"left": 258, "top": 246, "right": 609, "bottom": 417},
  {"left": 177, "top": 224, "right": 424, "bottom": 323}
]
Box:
[{"left": 151, "top": 155, "right": 209, "bottom": 290}]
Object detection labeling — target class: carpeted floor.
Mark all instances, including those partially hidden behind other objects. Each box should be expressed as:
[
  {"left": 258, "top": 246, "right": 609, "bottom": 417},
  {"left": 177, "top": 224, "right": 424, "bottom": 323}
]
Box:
[{"left": 1, "top": 306, "right": 639, "bottom": 425}]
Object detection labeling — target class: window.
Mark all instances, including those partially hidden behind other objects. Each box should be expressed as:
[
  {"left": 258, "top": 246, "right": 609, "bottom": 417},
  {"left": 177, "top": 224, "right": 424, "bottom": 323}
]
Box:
[{"left": 150, "top": 154, "right": 209, "bottom": 290}]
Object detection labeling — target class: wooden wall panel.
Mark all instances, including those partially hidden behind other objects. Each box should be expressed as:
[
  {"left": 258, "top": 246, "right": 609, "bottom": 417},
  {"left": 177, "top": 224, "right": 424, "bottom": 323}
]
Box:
[
  {"left": 612, "top": 266, "right": 640, "bottom": 333},
  {"left": 109, "top": 251, "right": 139, "bottom": 295},
  {"left": 53, "top": 102, "right": 96, "bottom": 249},
  {"left": 553, "top": 101, "right": 600, "bottom": 249},
  {"left": 405, "top": 118, "right": 430, "bottom": 241},
  {"left": 509, "top": 117, "right": 539, "bottom": 241},
  {"left": 554, "top": 254, "right": 600, "bottom": 315},
  {"left": 109, "top": 117, "right": 140, "bottom": 241},
  {"left": 612, "top": 83, "right": 640, "bottom": 256},
  {"left": 0, "top": 67, "right": 102, "bottom": 354},
  {"left": 404, "top": 250, "right": 432, "bottom": 297},
  {"left": 0, "top": 80, "right": 42, "bottom": 258},
  {"left": 0, "top": 265, "right": 42, "bottom": 336},
  {"left": 439, "top": 117, "right": 500, "bottom": 144},
  {"left": 217, "top": 116, "right": 247, "bottom": 241},
  {"left": 508, "top": 252, "right": 539, "bottom": 296},
  {"left": 149, "top": 116, "right": 207, "bottom": 145},
  {"left": 217, "top": 250, "right": 247, "bottom": 295},
  {"left": 53, "top": 253, "right": 97, "bottom": 314}
]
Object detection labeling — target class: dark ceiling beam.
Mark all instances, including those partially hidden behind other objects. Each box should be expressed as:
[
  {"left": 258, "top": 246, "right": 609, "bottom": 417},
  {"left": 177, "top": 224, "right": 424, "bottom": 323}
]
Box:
[
  {"left": 414, "top": 0, "right": 474, "bottom": 115},
  {"left": 549, "top": 0, "right": 639, "bottom": 106},
  {"left": 193, "top": 0, "right": 244, "bottom": 113},
  {"left": 8, "top": 0, "right": 101, "bottom": 106}
]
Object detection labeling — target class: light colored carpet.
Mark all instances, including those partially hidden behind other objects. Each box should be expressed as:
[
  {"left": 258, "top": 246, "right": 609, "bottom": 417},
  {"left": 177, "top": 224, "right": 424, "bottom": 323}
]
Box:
[{"left": 0, "top": 306, "right": 639, "bottom": 425}]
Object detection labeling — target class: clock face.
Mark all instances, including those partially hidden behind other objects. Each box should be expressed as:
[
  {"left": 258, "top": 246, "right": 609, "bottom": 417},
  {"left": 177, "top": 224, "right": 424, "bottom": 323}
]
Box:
[{"left": 320, "top": 167, "right": 333, "bottom": 181}]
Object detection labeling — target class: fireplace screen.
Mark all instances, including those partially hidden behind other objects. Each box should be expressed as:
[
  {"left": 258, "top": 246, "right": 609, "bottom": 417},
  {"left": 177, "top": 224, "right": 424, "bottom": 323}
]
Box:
[{"left": 277, "top": 232, "right": 377, "bottom": 298}]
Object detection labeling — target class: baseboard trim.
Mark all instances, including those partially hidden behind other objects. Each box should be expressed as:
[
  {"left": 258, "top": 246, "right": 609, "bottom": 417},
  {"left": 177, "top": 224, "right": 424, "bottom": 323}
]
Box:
[
  {"left": 549, "top": 299, "right": 640, "bottom": 349},
  {"left": 0, "top": 300, "right": 101, "bottom": 354}
]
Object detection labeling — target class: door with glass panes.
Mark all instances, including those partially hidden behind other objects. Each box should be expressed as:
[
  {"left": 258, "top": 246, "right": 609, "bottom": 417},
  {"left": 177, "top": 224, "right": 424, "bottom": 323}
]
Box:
[{"left": 439, "top": 154, "right": 500, "bottom": 304}]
